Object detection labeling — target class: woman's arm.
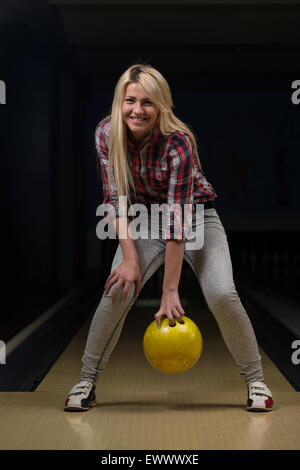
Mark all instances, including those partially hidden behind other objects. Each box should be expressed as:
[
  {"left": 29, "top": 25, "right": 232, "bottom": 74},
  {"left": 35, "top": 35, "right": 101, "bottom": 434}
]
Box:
[
  {"left": 154, "top": 239, "right": 186, "bottom": 329},
  {"left": 104, "top": 217, "right": 142, "bottom": 304},
  {"left": 96, "top": 123, "right": 142, "bottom": 303},
  {"left": 116, "top": 217, "right": 139, "bottom": 263},
  {"left": 163, "top": 239, "right": 185, "bottom": 291}
]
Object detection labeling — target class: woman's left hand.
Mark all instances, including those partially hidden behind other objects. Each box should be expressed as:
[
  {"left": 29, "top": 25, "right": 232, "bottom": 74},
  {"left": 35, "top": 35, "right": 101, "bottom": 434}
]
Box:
[{"left": 154, "top": 288, "right": 185, "bottom": 329}]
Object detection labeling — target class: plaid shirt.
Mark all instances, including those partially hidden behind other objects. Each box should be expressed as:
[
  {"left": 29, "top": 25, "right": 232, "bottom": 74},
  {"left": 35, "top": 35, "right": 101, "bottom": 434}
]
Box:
[{"left": 95, "top": 116, "right": 217, "bottom": 240}]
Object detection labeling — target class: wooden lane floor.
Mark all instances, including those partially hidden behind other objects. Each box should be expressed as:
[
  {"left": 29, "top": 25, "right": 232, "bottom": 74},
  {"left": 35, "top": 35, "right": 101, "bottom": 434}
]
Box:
[{"left": 1, "top": 293, "right": 300, "bottom": 450}]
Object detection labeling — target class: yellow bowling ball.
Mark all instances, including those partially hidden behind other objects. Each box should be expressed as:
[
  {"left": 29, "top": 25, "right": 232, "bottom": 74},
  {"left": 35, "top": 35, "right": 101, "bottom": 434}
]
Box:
[{"left": 143, "top": 315, "right": 203, "bottom": 374}]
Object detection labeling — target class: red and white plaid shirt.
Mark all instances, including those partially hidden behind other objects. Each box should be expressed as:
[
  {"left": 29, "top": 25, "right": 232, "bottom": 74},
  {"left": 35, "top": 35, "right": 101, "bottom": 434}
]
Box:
[{"left": 95, "top": 116, "right": 217, "bottom": 240}]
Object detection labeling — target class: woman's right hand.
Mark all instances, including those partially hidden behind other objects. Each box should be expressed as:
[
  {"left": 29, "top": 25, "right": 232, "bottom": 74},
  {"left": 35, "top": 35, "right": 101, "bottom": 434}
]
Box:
[{"left": 104, "top": 259, "right": 142, "bottom": 304}]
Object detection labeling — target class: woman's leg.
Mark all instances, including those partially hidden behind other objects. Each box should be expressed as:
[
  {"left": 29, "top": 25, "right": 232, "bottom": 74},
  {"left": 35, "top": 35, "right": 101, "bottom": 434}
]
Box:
[
  {"left": 81, "top": 236, "right": 166, "bottom": 384},
  {"left": 184, "top": 208, "right": 264, "bottom": 385}
]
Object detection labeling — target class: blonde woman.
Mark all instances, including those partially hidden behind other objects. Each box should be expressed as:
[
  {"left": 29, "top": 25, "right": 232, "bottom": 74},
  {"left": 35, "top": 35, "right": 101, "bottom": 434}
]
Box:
[{"left": 64, "top": 64, "right": 274, "bottom": 412}]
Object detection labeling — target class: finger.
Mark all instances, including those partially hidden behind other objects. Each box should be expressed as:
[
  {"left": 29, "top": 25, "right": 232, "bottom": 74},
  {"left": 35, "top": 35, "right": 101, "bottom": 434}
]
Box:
[
  {"left": 104, "top": 277, "right": 116, "bottom": 296},
  {"left": 154, "top": 311, "right": 166, "bottom": 329},
  {"left": 110, "top": 281, "right": 123, "bottom": 302},
  {"left": 105, "top": 271, "right": 116, "bottom": 285},
  {"left": 171, "top": 310, "right": 183, "bottom": 324},
  {"left": 104, "top": 281, "right": 112, "bottom": 296},
  {"left": 121, "top": 281, "right": 131, "bottom": 305},
  {"left": 176, "top": 304, "right": 185, "bottom": 316},
  {"left": 104, "top": 272, "right": 117, "bottom": 293},
  {"left": 166, "top": 312, "right": 176, "bottom": 327},
  {"left": 175, "top": 305, "right": 185, "bottom": 323}
]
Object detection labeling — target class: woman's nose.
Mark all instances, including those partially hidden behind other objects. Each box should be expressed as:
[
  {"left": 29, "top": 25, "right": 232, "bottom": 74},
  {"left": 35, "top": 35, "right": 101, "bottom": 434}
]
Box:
[{"left": 133, "top": 102, "right": 143, "bottom": 114}]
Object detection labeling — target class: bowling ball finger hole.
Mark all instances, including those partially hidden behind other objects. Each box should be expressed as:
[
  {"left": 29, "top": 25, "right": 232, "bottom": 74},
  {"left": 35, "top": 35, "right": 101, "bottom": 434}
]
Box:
[{"left": 169, "top": 321, "right": 185, "bottom": 327}]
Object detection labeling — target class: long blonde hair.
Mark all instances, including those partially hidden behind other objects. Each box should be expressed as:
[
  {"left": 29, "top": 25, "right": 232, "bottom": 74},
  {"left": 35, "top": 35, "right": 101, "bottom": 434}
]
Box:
[{"left": 102, "top": 63, "right": 202, "bottom": 205}]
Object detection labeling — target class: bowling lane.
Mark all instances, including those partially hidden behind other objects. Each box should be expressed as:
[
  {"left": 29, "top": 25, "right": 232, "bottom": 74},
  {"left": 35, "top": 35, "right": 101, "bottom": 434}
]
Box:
[
  {"left": 36, "top": 294, "right": 294, "bottom": 395},
  {"left": 1, "top": 286, "right": 300, "bottom": 450}
]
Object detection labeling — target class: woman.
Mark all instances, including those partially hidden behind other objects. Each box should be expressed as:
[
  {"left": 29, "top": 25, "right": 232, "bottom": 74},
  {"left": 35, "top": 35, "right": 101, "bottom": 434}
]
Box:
[{"left": 64, "top": 64, "right": 274, "bottom": 412}]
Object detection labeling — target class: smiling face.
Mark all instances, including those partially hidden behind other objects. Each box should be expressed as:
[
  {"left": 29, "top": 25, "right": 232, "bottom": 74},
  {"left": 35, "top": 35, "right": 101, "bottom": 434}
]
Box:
[{"left": 122, "top": 82, "right": 159, "bottom": 143}]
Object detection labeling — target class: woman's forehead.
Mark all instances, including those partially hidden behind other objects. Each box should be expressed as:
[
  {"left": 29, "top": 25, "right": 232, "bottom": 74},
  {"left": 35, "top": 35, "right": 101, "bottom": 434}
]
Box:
[{"left": 125, "top": 82, "right": 150, "bottom": 99}]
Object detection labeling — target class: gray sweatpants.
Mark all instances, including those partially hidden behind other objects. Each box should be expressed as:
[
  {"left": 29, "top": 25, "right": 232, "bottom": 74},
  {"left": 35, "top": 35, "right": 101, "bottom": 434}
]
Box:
[{"left": 81, "top": 208, "right": 263, "bottom": 385}]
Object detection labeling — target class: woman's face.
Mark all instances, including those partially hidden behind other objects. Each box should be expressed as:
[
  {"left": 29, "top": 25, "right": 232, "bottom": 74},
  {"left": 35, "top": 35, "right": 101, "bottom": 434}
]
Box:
[{"left": 122, "top": 82, "right": 159, "bottom": 143}]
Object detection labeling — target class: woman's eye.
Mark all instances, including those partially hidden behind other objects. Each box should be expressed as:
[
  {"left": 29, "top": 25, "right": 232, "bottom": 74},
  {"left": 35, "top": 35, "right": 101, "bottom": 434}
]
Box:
[{"left": 125, "top": 99, "right": 152, "bottom": 105}]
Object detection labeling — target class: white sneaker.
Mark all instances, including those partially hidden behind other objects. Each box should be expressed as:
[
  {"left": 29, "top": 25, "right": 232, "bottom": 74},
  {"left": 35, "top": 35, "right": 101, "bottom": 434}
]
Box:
[
  {"left": 64, "top": 380, "right": 96, "bottom": 411},
  {"left": 246, "top": 381, "right": 274, "bottom": 411}
]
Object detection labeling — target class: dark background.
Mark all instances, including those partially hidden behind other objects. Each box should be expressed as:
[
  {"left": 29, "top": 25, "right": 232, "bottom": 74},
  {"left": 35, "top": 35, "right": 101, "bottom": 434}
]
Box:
[{"left": 1, "top": 0, "right": 300, "bottom": 343}]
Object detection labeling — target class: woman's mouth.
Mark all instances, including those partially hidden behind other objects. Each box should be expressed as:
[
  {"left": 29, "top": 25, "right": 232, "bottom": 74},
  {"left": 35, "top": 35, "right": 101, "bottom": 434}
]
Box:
[{"left": 130, "top": 117, "right": 147, "bottom": 122}]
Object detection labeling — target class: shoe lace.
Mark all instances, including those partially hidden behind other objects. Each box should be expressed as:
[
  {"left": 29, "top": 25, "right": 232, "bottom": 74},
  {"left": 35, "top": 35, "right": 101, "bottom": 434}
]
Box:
[
  {"left": 69, "top": 381, "right": 92, "bottom": 397},
  {"left": 249, "top": 382, "right": 269, "bottom": 397}
]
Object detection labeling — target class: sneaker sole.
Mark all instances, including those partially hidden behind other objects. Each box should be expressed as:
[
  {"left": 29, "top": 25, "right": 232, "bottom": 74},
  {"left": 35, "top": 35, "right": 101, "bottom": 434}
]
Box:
[
  {"left": 64, "top": 400, "right": 97, "bottom": 412},
  {"left": 246, "top": 405, "right": 273, "bottom": 412}
]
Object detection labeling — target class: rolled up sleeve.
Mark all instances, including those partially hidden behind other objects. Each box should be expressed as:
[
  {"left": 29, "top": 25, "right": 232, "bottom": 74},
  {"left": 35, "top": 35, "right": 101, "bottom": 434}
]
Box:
[
  {"left": 166, "top": 134, "right": 195, "bottom": 240},
  {"left": 95, "top": 123, "right": 121, "bottom": 222}
]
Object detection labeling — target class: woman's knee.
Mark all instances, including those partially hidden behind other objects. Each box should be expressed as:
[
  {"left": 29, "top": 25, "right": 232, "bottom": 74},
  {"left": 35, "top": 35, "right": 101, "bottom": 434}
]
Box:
[
  {"left": 205, "top": 287, "right": 241, "bottom": 316},
  {"left": 104, "top": 282, "right": 137, "bottom": 307}
]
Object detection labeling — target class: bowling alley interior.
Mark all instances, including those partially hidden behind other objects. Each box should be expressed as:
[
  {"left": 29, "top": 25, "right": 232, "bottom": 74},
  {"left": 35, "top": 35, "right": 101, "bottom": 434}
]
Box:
[{"left": 1, "top": 0, "right": 300, "bottom": 452}]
